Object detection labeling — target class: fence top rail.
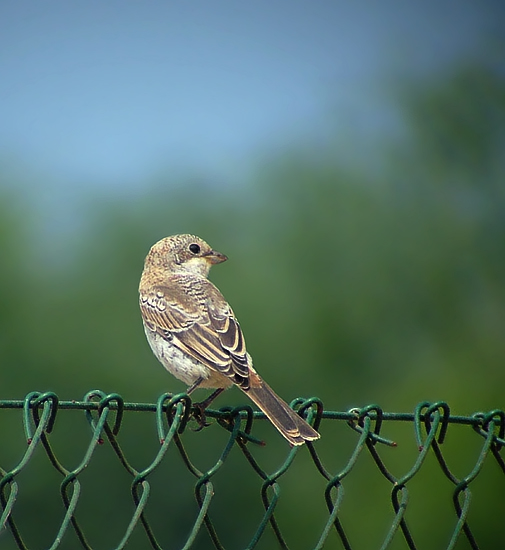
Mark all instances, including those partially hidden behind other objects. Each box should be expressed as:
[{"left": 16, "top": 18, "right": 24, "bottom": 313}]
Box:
[{"left": 0, "top": 395, "right": 493, "bottom": 426}]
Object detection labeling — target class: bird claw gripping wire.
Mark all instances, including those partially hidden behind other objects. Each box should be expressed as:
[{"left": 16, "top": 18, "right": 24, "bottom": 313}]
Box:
[{"left": 190, "top": 402, "right": 212, "bottom": 432}]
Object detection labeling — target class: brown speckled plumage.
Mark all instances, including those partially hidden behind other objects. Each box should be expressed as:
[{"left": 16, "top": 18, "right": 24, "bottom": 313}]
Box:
[{"left": 139, "top": 234, "right": 320, "bottom": 445}]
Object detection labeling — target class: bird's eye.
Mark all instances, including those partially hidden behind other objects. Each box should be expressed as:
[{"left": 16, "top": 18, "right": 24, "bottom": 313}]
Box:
[{"left": 189, "top": 243, "right": 201, "bottom": 254}]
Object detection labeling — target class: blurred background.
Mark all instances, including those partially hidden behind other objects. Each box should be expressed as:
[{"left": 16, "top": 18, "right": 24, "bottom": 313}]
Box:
[{"left": 1, "top": 1, "right": 504, "bottom": 548}]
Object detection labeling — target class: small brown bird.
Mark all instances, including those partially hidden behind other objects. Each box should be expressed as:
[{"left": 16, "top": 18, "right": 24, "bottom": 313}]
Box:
[{"left": 139, "top": 234, "right": 320, "bottom": 445}]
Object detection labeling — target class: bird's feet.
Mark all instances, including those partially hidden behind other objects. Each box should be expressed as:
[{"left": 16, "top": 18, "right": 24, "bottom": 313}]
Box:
[
  {"left": 191, "top": 401, "right": 212, "bottom": 431},
  {"left": 188, "top": 388, "right": 225, "bottom": 431}
]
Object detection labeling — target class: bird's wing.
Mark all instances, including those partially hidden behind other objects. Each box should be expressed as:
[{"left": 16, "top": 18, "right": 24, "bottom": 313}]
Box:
[{"left": 139, "top": 282, "right": 251, "bottom": 388}]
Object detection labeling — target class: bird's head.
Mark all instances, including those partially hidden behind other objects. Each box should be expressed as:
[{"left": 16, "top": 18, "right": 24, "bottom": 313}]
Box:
[{"left": 144, "top": 234, "right": 228, "bottom": 278}]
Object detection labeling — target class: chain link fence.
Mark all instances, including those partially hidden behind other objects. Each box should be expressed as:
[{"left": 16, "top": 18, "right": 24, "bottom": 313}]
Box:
[{"left": 0, "top": 391, "right": 504, "bottom": 549}]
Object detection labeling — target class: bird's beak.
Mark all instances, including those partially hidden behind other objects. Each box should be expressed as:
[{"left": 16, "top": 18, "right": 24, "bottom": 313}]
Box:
[{"left": 203, "top": 250, "right": 228, "bottom": 264}]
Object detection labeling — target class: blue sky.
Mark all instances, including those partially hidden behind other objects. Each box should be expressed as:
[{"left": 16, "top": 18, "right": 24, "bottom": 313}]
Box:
[{"left": 0, "top": 0, "right": 503, "bottom": 193}]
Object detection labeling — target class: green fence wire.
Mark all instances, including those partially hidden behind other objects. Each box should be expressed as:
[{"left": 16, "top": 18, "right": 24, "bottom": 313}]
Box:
[{"left": 0, "top": 391, "right": 504, "bottom": 550}]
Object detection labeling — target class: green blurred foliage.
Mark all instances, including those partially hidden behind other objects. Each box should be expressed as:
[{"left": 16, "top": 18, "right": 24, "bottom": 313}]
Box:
[{"left": 1, "top": 62, "right": 504, "bottom": 548}]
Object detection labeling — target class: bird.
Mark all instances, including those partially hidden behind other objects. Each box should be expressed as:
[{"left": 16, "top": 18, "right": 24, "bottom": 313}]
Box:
[{"left": 139, "top": 234, "right": 320, "bottom": 445}]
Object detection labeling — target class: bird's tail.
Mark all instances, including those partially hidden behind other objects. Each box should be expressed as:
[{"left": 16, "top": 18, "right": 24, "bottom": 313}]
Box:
[{"left": 244, "top": 380, "right": 320, "bottom": 445}]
